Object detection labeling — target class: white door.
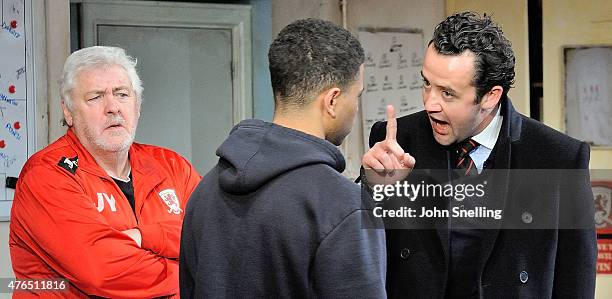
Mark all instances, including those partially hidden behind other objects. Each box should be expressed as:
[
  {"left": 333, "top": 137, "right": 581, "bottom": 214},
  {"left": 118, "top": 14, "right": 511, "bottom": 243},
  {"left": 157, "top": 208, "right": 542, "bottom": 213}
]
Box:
[{"left": 80, "top": 0, "right": 252, "bottom": 174}]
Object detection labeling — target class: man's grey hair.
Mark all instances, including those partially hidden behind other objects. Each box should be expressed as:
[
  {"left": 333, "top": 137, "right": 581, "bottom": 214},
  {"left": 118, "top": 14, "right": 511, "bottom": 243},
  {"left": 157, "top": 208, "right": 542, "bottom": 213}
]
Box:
[{"left": 59, "top": 46, "right": 143, "bottom": 111}]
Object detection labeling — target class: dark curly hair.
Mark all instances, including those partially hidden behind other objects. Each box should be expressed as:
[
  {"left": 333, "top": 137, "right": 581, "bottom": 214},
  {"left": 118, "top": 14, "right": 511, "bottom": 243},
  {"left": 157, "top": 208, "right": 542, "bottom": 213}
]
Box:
[
  {"left": 430, "top": 12, "right": 515, "bottom": 103},
  {"left": 269, "top": 18, "right": 364, "bottom": 109}
]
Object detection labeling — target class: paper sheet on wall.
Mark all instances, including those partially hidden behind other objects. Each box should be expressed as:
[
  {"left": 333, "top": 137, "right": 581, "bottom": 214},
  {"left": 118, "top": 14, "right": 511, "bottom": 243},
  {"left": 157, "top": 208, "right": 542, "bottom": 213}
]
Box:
[
  {"left": 359, "top": 28, "right": 424, "bottom": 151},
  {"left": 0, "top": 0, "right": 35, "bottom": 219},
  {"left": 565, "top": 47, "right": 612, "bottom": 146}
]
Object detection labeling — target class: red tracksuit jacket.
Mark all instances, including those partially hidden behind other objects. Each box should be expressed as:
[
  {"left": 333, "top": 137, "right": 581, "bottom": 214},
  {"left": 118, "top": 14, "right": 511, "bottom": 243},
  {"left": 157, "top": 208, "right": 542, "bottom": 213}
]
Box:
[{"left": 9, "top": 129, "right": 201, "bottom": 298}]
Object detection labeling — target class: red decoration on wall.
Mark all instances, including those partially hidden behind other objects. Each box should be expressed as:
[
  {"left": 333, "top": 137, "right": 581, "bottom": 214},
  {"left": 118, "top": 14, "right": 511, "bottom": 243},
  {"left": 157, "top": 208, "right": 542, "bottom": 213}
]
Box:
[
  {"left": 13, "top": 122, "right": 20, "bottom": 130},
  {"left": 8, "top": 85, "right": 16, "bottom": 94},
  {"left": 598, "top": 239, "right": 612, "bottom": 274},
  {"left": 10, "top": 20, "right": 17, "bottom": 29},
  {"left": 593, "top": 181, "right": 612, "bottom": 234},
  {"left": 0, "top": 140, "right": 5, "bottom": 149}
]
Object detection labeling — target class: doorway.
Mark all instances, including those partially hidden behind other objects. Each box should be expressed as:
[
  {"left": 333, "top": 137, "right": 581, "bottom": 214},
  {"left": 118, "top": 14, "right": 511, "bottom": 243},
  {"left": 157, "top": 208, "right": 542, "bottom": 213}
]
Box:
[{"left": 76, "top": 0, "right": 252, "bottom": 173}]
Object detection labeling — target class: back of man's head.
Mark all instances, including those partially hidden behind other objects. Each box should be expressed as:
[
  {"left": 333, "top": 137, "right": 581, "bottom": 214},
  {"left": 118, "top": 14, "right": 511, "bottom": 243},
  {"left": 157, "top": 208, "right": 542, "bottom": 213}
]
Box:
[
  {"left": 430, "top": 12, "right": 515, "bottom": 101},
  {"left": 269, "top": 18, "right": 364, "bottom": 111}
]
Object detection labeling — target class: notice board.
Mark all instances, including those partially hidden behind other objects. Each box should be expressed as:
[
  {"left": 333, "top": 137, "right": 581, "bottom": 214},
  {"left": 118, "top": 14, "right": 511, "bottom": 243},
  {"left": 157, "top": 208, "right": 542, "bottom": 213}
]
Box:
[
  {"left": 565, "top": 46, "right": 612, "bottom": 147},
  {"left": 359, "top": 27, "right": 424, "bottom": 151},
  {"left": 0, "top": 0, "right": 36, "bottom": 220}
]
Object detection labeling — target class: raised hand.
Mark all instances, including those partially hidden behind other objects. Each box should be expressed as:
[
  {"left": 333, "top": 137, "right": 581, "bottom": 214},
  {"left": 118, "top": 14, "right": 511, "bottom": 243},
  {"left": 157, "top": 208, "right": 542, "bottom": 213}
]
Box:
[{"left": 362, "top": 105, "right": 415, "bottom": 185}]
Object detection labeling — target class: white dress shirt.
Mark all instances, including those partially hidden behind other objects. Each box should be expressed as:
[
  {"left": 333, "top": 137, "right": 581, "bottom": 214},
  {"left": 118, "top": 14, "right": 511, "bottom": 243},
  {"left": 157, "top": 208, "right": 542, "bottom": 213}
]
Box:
[{"left": 469, "top": 106, "right": 503, "bottom": 173}]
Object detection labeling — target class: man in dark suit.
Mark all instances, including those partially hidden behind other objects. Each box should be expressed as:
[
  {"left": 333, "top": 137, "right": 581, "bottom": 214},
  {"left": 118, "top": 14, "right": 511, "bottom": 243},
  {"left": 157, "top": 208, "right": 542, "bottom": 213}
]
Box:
[{"left": 362, "top": 12, "right": 596, "bottom": 298}]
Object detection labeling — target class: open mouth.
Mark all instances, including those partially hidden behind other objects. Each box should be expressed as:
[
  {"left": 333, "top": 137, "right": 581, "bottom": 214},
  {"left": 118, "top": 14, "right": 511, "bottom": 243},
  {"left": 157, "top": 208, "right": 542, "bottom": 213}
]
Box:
[{"left": 429, "top": 116, "right": 450, "bottom": 134}]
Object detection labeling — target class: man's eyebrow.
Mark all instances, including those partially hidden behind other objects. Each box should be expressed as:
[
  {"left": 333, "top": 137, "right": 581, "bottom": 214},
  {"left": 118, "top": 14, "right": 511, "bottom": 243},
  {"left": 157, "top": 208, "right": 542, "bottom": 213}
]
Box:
[
  {"left": 113, "top": 86, "right": 131, "bottom": 92},
  {"left": 84, "top": 86, "right": 131, "bottom": 96},
  {"left": 84, "top": 89, "right": 105, "bottom": 95},
  {"left": 420, "top": 71, "right": 458, "bottom": 94}
]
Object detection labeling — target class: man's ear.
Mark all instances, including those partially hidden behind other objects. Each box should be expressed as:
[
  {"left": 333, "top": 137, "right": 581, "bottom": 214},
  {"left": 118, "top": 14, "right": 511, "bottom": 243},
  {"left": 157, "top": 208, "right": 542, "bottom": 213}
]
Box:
[
  {"left": 136, "top": 100, "right": 142, "bottom": 119},
  {"left": 61, "top": 99, "right": 73, "bottom": 127},
  {"left": 323, "top": 87, "right": 342, "bottom": 118},
  {"left": 481, "top": 85, "right": 503, "bottom": 110}
]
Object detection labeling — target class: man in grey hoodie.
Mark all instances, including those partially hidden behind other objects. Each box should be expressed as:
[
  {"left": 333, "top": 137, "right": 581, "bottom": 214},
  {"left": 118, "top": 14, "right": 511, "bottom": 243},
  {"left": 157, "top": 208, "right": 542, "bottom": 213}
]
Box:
[{"left": 180, "top": 18, "right": 386, "bottom": 298}]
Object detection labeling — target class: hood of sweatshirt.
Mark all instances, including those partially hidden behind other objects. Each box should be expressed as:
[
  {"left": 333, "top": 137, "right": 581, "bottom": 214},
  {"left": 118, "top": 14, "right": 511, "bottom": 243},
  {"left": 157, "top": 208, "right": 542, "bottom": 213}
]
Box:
[{"left": 215, "top": 119, "right": 345, "bottom": 195}]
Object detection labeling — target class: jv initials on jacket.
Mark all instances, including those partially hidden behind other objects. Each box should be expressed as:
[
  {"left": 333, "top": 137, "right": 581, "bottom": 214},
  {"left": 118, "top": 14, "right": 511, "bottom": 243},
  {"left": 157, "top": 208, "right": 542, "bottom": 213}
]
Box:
[{"left": 96, "top": 192, "right": 117, "bottom": 212}]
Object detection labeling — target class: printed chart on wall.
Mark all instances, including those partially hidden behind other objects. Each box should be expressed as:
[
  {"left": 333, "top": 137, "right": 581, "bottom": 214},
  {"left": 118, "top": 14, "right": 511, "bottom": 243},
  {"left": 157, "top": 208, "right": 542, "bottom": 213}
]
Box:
[
  {"left": 565, "top": 46, "right": 612, "bottom": 147},
  {"left": 359, "top": 28, "right": 424, "bottom": 151},
  {"left": 0, "top": 0, "right": 35, "bottom": 219}
]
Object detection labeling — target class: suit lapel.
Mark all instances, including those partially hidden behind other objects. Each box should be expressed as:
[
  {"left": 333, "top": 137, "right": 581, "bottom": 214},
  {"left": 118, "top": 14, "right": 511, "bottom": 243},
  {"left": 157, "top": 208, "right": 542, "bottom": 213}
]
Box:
[
  {"left": 475, "top": 97, "right": 522, "bottom": 273},
  {"left": 411, "top": 112, "right": 453, "bottom": 270}
]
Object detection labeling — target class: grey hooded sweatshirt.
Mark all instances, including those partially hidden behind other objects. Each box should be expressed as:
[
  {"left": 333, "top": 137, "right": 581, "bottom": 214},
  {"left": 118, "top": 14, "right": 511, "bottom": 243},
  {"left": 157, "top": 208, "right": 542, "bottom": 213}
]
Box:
[{"left": 180, "top": 119, "right": 386, "bottom": 298}]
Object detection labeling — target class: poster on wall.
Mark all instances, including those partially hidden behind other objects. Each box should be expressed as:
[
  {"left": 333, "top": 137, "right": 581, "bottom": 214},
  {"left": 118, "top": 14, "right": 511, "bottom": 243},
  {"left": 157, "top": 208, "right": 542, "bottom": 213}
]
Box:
[
  {"left": 359, "top": 27, "right": 424, "bottom": 151},
  {"left": 598, "top": 239, "right": 612, "bottom": 274},
  {"left": 0, "top": 0, "right": 36, "bottom": 220},
  {"left": 564, "top": 46, "right": 612, "bottom": 147}
]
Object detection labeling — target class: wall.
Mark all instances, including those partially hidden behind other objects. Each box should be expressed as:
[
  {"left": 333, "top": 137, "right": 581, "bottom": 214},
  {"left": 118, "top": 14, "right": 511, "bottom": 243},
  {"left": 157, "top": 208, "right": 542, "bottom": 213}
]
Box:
[
  {"left": 251, "top": 0, "right": 274, "bottom": 121},
  {"left": 47, "top": 1, "right": 71, "bottom": 143},
  {"left": 542, "top": 0, "right": 612, "bottom": 170},
  {"left": 272, "top": 0, "right": 340, "bottom": 36},
  {"left": 542, "top": 1, "right": 612, "bottom": 296}
]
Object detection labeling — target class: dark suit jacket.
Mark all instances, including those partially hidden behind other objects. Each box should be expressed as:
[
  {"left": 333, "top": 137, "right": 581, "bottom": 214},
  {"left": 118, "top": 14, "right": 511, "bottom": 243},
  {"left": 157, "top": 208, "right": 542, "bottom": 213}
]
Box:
[{"left": 367, "top": 98, "right": 597, "bottom": 298}]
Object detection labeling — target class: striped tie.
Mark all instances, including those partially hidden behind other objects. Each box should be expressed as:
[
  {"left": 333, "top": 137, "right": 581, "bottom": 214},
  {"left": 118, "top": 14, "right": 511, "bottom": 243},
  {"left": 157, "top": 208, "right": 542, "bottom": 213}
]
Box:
[{"left": 456, "top": 139, "right": 480, "bottom": 176}]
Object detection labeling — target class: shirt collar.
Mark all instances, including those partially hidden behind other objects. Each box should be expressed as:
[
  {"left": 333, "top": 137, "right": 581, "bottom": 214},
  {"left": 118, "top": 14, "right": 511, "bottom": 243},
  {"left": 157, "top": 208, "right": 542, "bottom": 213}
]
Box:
[{"left": 471, "top": 105, "right": 503, "bottom": 150}]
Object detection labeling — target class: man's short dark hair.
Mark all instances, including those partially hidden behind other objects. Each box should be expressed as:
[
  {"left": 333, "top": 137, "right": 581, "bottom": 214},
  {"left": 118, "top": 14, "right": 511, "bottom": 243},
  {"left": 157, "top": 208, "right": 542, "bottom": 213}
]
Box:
[
  {"left": 430, "top": 11, "right": 515, "bottom": 102},
  {"left": 269, "top": 18, "right": 364, "bottom": 109}
]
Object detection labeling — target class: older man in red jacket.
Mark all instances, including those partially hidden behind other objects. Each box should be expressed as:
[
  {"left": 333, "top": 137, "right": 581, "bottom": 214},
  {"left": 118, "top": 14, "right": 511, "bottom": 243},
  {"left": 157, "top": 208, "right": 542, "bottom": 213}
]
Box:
[{"left": 9, "top": 46, "right": 201, "bottom": 298}]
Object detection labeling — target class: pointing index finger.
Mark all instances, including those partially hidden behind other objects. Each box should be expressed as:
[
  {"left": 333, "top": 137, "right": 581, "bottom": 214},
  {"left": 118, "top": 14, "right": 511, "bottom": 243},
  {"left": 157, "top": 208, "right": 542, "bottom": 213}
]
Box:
[{"left": 386, "top": 105, "right": 397, "bottom": 141}]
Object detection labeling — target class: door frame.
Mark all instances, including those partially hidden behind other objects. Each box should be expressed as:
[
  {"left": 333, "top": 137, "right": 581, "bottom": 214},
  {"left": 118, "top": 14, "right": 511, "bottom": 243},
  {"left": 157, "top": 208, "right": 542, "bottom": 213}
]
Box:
[{"left": 79, "top": 0, "right": 253, "bottom": 123}]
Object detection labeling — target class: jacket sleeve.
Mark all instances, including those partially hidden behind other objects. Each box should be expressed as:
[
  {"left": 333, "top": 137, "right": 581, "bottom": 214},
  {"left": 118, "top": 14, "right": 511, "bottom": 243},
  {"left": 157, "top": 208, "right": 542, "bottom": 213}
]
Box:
[
  {"left": 139, "top": 221, "right": 183, "bottom": 259},
  {"left": 139, "top": 155, "right": 202, "bottom": 259},
  {"left": 311, "top": 210, "right": 387, "bottom": 298},
  {"left": 369, "top": 121, "right": 387, "bottom": 148},
  {"left": 552, "top": 142, "right": 597, "bottom": 297},
  {"left": 11, "top": 164, "right": 179, "bottom": 298}
]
